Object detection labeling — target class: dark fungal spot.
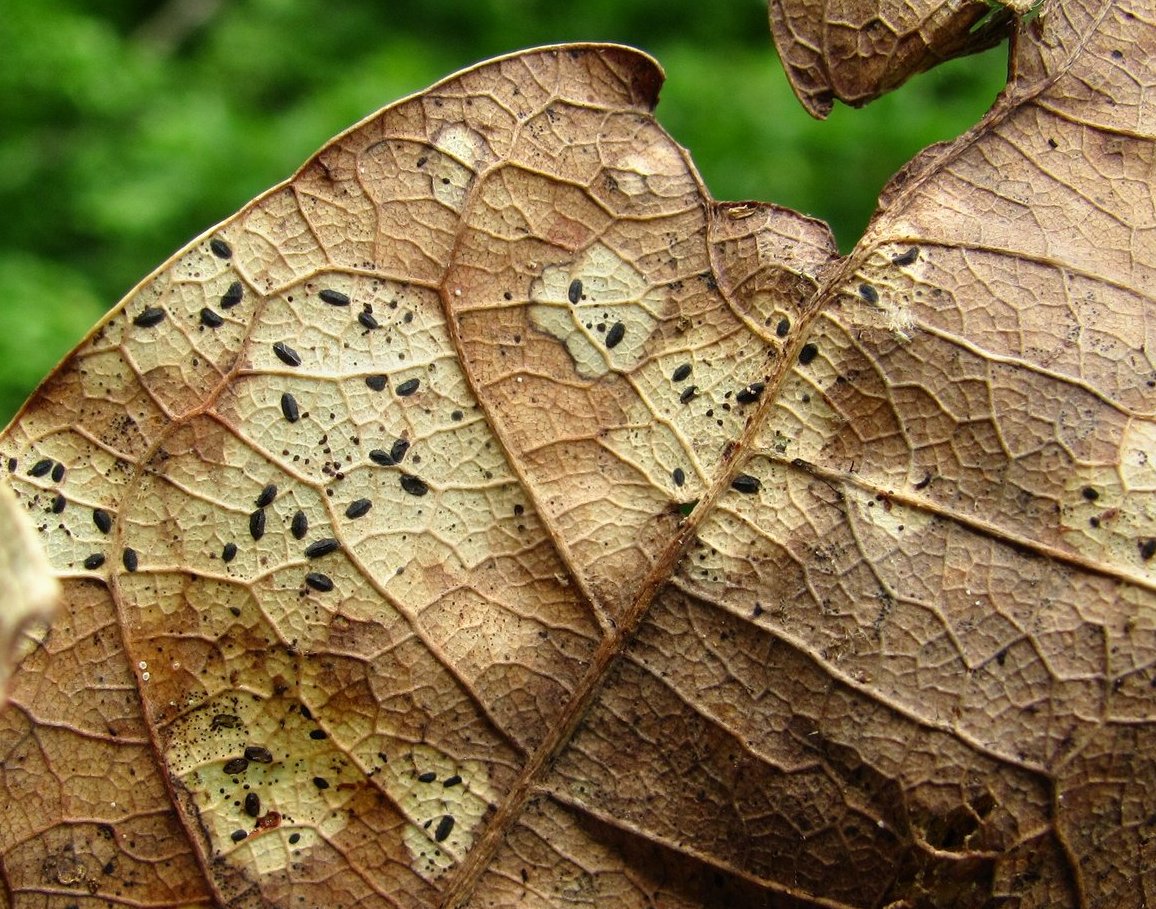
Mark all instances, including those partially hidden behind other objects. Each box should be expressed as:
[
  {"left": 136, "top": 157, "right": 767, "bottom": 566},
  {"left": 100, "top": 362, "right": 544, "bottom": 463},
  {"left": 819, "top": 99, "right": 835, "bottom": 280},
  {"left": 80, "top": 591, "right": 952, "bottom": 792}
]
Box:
[
  {"left": 731, "top": 474, "right": 761, "bottom": 494},
  {"left": 220, "top": 281, "right": 243, "bottom": 309},
  {"left": 209, "top": 238, "right": 233, "bottom": 259},
  {"left": 776, "top": 317, "right": 790, "bottom": 338},
  {"left": 249, "top": 509, "right": 266, "bottom": 541},
  {"left": 417, "top": 771, "right": 437, "bottom": 783},
  {"left": 434, "top": 815, "right": 455, "bottom": 843},
  {"left": 288, "top": 833, "right": 301, "bottom": 845},
  {"left": 309, "top": 729, "right": 328, "bottom": 740},
  {"left": 133, "top": 307, "right": 166, "bottom": 328},
  {"left": 568, "top": 278, "right": 583, "bottom": 304},
  {"left": 1082, "top": 486, "right": 1100, "bottom": 502},
  {"left": 223, "top": 757, "right": 249, "bottom": 775},
  {"left": 93, "top": 509, "right": 113, "bottom": 534},
  {"left": 358, "top": 311, "right": 379, "bottom": 330},
  {"left": 858, "top": 283, "right": 879, "bottom": 304},
  {"left": 83, "top": 553, "right": 106, "bottom": 570},
  {"left": 28, "top": 458, "right": 53, "bottom": 478},
  {"left": 51, "top": 494, "right": 66, "bottom": 514},
  {"left": 892, "top": 247, "right": 919, "bottom": 267},
  {"left": 122, "top": 548, "right": 139, "bottom": 572},
  {"left": 305, "top": 572, "right": 334, "bottom": 592},
  {"left": 280, "top": 392, "right": 300, "bottom": 423},
  {"left": 672, "top": 467, "right": 685, "bottom": 487},
  {"left": 312, "top": 777, "right": 329, "bottom": 790},
  {"left": 345, "top": 498, "right": 372, "bottom": 519},
  {"left": 679, "top": 385, "right": 698, "bottom": 404},
  {"left": 396, "top": 377, "right": 420, "bottom": 397},
  {"left": 605, "top": 321, "right": 625, "bottom": 348},
  {"left": 244, "top": 793, "right": 261, "bottom": 818},
  {"left": 304, "top": 538, "right": 340, "bottom": 559},
  {"left": 443, "top": 774, "right": 462, "bottom": 788},
  {"left": 736, "top": 382, "right": 765, "bottom": 404},
  {"left": 200, "top": 307, "right": 224, "bottom": 328},
  {"left": 672, "top": 363, "right": 692, "bottom": 383},
  {"left": 222, "top": 542, "right": 238, "bottom": 563},
  {"left": 365, "top": 375, "right": 387, "bottom": 391},
  {"left": 799, "top": 343, "right": 819, "bottom": 366},
  {"left": 400, "top": 474, "right": 428, "bottom": 497},
  {"left": 1140, "top": 539, "right": 1156, "bottom": 561},
  {"left": 245, "top": 745, "right": 273, "bottom": 764},
  {"left": 230, "top": 829, "right": 248, "bottom": 843},
  {"left": 51, "top": 462, "right": 65, "bottom": 483},
  {"left": 291, "top": 511, "right": 308, "bottom": 540},
  {"left": 273, "top": 342, "right": 301, "bottom": 367},
  {"left": 255, "top": 484, "right": 278, "bottom": 509},
  {"left": 319, "top": 289, "right": 350, "bottom": 306}
]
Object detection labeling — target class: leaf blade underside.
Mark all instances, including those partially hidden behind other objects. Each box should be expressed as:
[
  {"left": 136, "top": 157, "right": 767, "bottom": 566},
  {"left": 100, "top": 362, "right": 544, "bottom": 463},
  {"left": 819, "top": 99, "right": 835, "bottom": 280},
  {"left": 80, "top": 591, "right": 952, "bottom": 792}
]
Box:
[{"left": 1, "top": 7, "right": 1154, "bottom": 908}]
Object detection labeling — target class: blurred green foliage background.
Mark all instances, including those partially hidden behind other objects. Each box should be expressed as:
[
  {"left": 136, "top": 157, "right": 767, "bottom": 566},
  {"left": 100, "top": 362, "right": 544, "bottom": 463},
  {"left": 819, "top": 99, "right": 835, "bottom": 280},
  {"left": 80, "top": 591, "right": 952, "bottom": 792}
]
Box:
[{"left": 0, "top": 0, "right": 1007, "bottom": 424}]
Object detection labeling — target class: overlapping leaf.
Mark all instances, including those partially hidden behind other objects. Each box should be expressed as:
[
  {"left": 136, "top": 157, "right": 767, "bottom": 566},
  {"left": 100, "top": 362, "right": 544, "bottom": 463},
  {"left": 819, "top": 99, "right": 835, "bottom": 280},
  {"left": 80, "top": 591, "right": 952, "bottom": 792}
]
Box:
[{"left": 1, "top": 2, "right": 1154, "bottom": 907}]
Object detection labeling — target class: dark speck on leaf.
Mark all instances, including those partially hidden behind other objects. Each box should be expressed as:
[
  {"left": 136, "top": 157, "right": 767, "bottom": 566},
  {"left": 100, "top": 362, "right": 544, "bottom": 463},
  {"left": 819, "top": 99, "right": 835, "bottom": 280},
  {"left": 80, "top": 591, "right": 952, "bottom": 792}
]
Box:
[
  {"left": 417, "top": 771, "right": 437, "bottom": 783},
  {"left": 319, "top": 289, "right": 350, "bottom": 306},
  {"left": 93, "top": 509, "right": 113, "bottom": 534},
  {"left": 358, "top": 311, "right": 379, "bottom": 330},
  {"left": 122, "top": 548, "right": 139, "bottom": 572},
  {"left": 220, "top": 281, "right": 243, "bottom": 308},
  {"left": 223, "top": 757, "right": 249, "bottom": 774},
  {"left": 29, "top": 458, "right": 53, "bottom": 478},
  {"left": 400, "top": 474, "right": 428, "bottom": 497},
  {"left": 244, "top": 745, "right": 273, "bottom": 763},
  {"left": 736, "top": 382, "right": 765, "bottom": 404},
  {"left": 396, "top": 377, "right": 420, "bottom": 397},
  {"left": 209, "top": 238, "right": 233, "bottom": 259},
  {"left": 366, "top": 375, "right": 387, "bottom": 391},
  {"left": 273, "top": 342, "right": 301, "bottom": 367},
  {"left": 568, "top": 278, "right": 582, "bottom": 304},
  {"left": 435, "top": 815, "right": 455, "bottom": 843},
  {"left": 799, "top": 343, "right": 818, "bottom": 366},
  {"left": 281, "top": 392, "right": 300, "bottom": 423},
  {"left": 304, "top": 538, "right": 340, "bottom": 559},
  {"left": 291, "top": 511, "right": 308, "bottom": 540},
  {"left": 858, "top": 283, "right": 879, "bottom": 304},
  {"left": 256, "top": 484, "right": 278, "bottom": 509},
  {"left": 776, "top": 317, "right": 790, "bottom": 338},
  {"left": 200, "top": 307, "right": 224, "bottom": 328},
  {"left": 731, "top": 474, "right": 761, "bottom": 494},
  {"left": 345, "top": 498, "right": 372, "bottom": 519},
  {"left": 305, "top": 572, "right": 334, "bottom": 592},
  {"left": 249, "top": 509, "right": 266, "bottom": 541},
  {"left": 133, "top": 307, "right": 166, "bottom": 328},
  {"left": 605, "top": 321, "right": 625, "bottom": 348},
  {"left": 222, "top": 542, "right": 237, "bottom": 563},
  {"left": 83, "top": 553, "right": 105, "bottom": 570},
  {"left": 672, "top": 363, "right": 692, "bottom": 382}
]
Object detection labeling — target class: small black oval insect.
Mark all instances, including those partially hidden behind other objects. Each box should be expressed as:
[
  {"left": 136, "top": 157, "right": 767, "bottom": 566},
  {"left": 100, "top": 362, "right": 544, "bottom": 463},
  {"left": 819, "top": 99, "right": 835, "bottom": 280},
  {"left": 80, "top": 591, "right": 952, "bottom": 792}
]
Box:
[
  {"left": 312, "top": 777, "right": 329, "bottom": 790},
  {"left": 798, "top": 343, "right": 818, "bottom": 366},
  {"left": 211, "top": 714, "right": 242, "bottom": 731},
  {"left": 736, "top": 382, "right": 765, "bottom": 404},
  {"left": 133, "top": 307, "right": 166, "bottom": 328},
  {"left": 679, "top": 385, "right": 698, "bottom": 404},
  {"left": 365, "top": 375, "right": 387, "bottom": 391},
  {"left": 417, "top": 771, "right": 437, "bottom": 783},
  {"left": 93, "top": 508, "right": 113, "bottom": 534},
  {"left": 568, "top": 278, "right": 583, "bottom": 305},
  {"left": 304, "top": 538, "right": 340, "bottom": 559},
  {"left": 345, "top": 498, "right": 372, "bottom": 519},
  {"left": 309, "top": 729, "right": 328, "bottom": 740},
  {"left": 244, "top": 745, "right": 273, "bottom": 764},
  {"left": 319, "top": 289, "right": 350, "bottom": 306},
  {"left": 280, "top": 392, "right": 299, "bottom": 423},
  {"left": 731, "top": 474, "right": 761, "bottom": 494},
  {"left": 122, "top": 548, "right": 139, "bottom": 572},
  {"left": 222, "top": 542, "right": 238, "bottom": 563},
  {"left": 390, "top": 438, "right": 410, "bottom": 464},
  {"left": 200, "top": 307, "right": 224, "bottom": 328},
  {"left": 443, "top": 774, "right": 462, "bottom": 788},
  {"left": 255, "top": 484, "right": 278, "bottom": 509},
  {"left": 230, "top": 829, "right": 248, "bottom": 843},
  {"left": 223, "top": 757, "right": 249, "bottom": 775},
  {"left": 51, "top": 462, "right": 65, "bottom": 483},
  {"left": 220, "top": 281, "right": 244, "bottom": 308},
  {"left": 891, "top": 247, "right": 919, "bottom": 267},
  {"left": 776, "top": 317, "right": 790, "bottom": 338},
  {"left": 671, "top": 363, "right": 692, "bottom": 383},
  {"left": 28, "top": 458, "right": 54, "bottom": 478},
  {"left": 50, "top": 494, "right": 65, "bottom": 514},
  {"left": 305, "top": 572, "right": 334, "bottom": 592},
  {"left": 358, "top": 311, "right": 379, "bottom": 330},
  {"left": 291, "top": 511, "right": 308, "bottom": 540},
  {"left": 396, "top": 377, "right": 420, "bottom": 397},
  {"left": 83, "top": 553, "right": 106, "bottom": 570},
  {"left": 434, "top": 815, "right": 455, "bottom": 843},
  {"left": 249, "top": 509, "right": 266, "bottom": 541},
  {"left": 605, "top": 321, "right": 625, "bottom": 349},
  {"left": 672, "top": 467, "right": 685, "bottom": 487},
  {"left": 209, "top": 238, "right": 233, "bottom": 259},
  {"left": 400, "top": 474, "right": 428, "bottom": 497},
  {"left": 272, "top": 342, "right": 301, "bottom": 367},
  {"left": 244, "top": 792, "right": 261, "bottom": 818},
  {"left": 858, "top": 284, "right": 879, "bottom": 304}
]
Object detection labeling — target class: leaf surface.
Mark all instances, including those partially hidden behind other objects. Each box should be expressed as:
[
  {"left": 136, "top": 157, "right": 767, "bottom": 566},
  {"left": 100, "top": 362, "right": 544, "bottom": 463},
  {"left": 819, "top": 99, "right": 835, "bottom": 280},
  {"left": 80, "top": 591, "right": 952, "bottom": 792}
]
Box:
[{"left": 1, "top": 6, "right": 1154, "bottom": 907}]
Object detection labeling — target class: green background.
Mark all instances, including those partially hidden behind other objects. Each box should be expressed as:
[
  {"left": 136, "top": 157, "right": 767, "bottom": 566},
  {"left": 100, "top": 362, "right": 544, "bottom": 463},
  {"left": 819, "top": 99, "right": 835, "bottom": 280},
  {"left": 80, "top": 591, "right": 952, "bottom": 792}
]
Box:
[{"left": 0, "top": 0, "right": 1007, "bottom": 424}]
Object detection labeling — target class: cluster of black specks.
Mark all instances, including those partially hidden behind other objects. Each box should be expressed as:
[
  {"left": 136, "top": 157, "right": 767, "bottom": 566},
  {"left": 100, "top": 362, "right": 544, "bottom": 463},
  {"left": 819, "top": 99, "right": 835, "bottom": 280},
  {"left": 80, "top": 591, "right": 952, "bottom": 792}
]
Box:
[
  {"left": 281, "top": 392, "right": 300, "bottom": 423},
  {"left": 291, "top": 510, "right": 308, "bottom": 540},
  {"left": 304, "top": 538, "right": 340, "bottom": 559},
  {"left": 671, "top": 363, "right": 692, "bottom": 383},
  {"left": 568, "top": 278, "right": 583, "bottom": 304},
  {"left": 858, "top": 284, "right": 879, "bottom": 304},
  {"left": 220, "top": 281, "right": 244, "bottom": 309},
  {"left": 319, "top": 289, "right": 350, "bottom": 306},
  {"left": 93, "top": 508, "right": 113, "bottom": 534},
  {"left": 396, "top": 377, "right": 420, "bottom": 397},
  {"left": 798, "top": 343, "right": 819, "bottom": 366},
  {"left": 305, "top": 572, "right": 334, "bottom": 592},
  {"left": 122, "top": 548, "right": 139, "bottom": 572},
  {"left": 83, "top": 553, "right": 105, "bottom": 570},
  {"left": 736, "top": 382, "right": 765, "bottom": 405},
  {"left": 256, "top": 484, "right": 278, "bottom": 509},
  {"left": 892, "top": 247, "right": 919, "bottom": 267},
  {"left": 133, "top": 307, "right": 166, "bottom": 328},
  {"left": 776, "top": 317, "right": 791, "bottom": 338},
  {"left": 345, "top": 498, "right": 372, "bottom": 519},
  {"left": 210, "top": 238, "right": 233, "bottom": 260},
  {"left": 605, "top": 321, "right": 625, "bottom": 349},
  {"left": 249, "top": 508, "right": 266, "bottom": 541},
  {"left": 366, "top": 374, "right": 388, "bottom": 392},
  {"left": 222, "top": 542, "right": 238, "bottom": 563},
  {"left": 400, "top": 474, "right": 429, "bottom": 497},
  {"left": 273, "top": 342, "right": 301, "bottom": 367},
  {"left": 369, "top": 438, "right": 410, "bottom": 467},
  {"left": 731, "top": 474, "right": 761, "bottom": 494},
  {"left": 672, "top": 467, "right": 685, "bottom": 487},
  {"left": 679, "top": 385, "right": 698, "bottom": 405},
  {"left": 200, "top": 307, "right": 224, "bottom": 329}
]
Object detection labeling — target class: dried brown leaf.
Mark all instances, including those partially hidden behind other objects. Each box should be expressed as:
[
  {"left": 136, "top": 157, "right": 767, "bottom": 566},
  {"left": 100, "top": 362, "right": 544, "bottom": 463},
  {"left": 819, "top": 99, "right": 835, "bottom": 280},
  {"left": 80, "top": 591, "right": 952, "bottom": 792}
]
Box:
[{"left": 0, "top": 7, "right": 1153, "bottom": 907}]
